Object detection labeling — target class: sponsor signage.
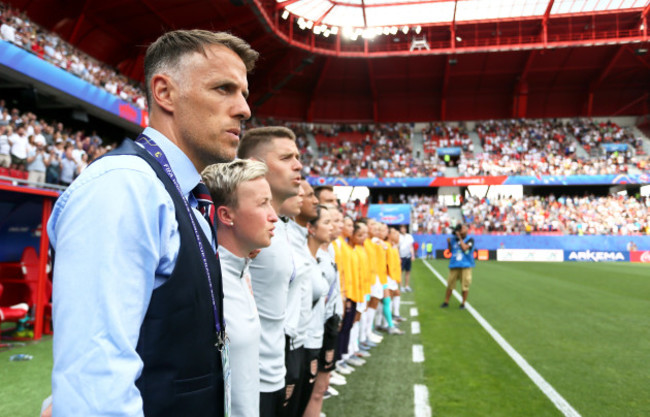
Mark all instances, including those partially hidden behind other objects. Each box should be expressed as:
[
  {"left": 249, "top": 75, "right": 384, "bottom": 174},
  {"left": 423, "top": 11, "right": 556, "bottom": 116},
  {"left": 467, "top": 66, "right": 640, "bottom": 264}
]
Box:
[
  {"left": 497, "top": 249, "right": 564, "bottom": 262},
  {"left": 307, "top": 173, "right": 650, "bottom": 188},
  {"left": 630, "top": 251, "right": 650, "bottom": 263},
  {"left": 564, "top": 250, "right": 629, "bottom": 262},
  {"left": 366, "top": 204, "right": 411, "bottom": 225},
  {"left": 436, "top": 147, "right": 462, "bottom": 156},
  {"left": 435, "top": 249, "right": 494, "bottom": 261}
]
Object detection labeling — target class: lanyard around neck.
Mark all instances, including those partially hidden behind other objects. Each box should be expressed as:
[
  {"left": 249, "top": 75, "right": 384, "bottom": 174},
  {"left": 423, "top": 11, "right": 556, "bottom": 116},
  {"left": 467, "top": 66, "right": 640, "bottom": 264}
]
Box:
[{"left": 136, "top": 134, "right": 224, "bottom": 337}]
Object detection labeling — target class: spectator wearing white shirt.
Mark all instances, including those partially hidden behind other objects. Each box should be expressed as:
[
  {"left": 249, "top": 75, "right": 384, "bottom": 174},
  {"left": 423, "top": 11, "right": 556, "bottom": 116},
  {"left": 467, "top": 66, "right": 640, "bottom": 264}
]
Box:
[
  {"left": 9, "top": 125, "right": 28, "bottom": 170},
  {"left": 0, "top": 125, "right": 12, "bottom": 168}
]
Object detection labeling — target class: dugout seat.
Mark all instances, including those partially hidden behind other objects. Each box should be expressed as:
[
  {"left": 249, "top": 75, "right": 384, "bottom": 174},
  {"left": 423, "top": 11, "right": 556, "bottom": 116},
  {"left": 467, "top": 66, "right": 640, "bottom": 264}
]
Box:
[
  {"left": 0, "top": 283, "right": 29, "bottom": 322},
  {"left": 0, "top": 247, "right": 53, "bottom": 335}
]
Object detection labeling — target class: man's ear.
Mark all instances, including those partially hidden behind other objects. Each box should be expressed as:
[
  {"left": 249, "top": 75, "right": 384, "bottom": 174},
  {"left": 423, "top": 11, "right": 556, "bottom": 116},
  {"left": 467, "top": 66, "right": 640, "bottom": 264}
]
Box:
[
  {"left": 150, "top": 73, "right": 176, "bottom": 114},
  {"left": 216, "top": 205, "right": 235, "bottom": 226}
]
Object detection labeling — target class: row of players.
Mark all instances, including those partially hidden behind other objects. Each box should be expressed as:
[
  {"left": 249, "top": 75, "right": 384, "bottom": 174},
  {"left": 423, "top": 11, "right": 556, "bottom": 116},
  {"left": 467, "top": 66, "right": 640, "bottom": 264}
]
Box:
[{"left": 198, "top": 128, "right": 417, "bottom": 417}]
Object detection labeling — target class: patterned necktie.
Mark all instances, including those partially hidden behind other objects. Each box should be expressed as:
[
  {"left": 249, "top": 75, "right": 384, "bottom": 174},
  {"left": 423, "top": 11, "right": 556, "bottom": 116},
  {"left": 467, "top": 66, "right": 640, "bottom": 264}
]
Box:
[{"left": 191, "top": 181, "right": 218, "bottom": 245}]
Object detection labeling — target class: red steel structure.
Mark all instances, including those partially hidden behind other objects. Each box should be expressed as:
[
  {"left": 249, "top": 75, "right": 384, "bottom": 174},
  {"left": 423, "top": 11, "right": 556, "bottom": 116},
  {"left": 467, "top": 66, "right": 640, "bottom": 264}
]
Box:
[{"left": 5, "top": 0, "right": 650, "bottom": 122}]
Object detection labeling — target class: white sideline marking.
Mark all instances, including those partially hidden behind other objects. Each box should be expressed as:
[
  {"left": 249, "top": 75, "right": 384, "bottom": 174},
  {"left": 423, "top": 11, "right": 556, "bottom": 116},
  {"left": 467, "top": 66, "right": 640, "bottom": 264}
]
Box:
[
  {"left": 411, "top": 321, "right": 421, "bottom": 335},
  {"left": 410, "top": 307, "right": 419, "bottom": 317},
  {"left": 402, "top": 301, "right": 416, "bottom": 305},
  {"left": 412, "top": 344, "right": 424, "bottom": 363},
  {"left": 414, "top": 384, "right": 432, "bottom": 417},
  {"left": 422, "top": 260, "right": 582, "bottom": 417}
]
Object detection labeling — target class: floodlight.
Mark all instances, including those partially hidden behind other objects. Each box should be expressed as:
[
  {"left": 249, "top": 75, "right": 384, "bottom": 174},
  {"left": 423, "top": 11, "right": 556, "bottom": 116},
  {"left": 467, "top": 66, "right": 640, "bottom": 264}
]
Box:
[
  {"left": 455, "top": 36, "right": 462, "bottom": 42},
  {"left": 415, "top": 26, "right": 422, "bottom": 34},
  {"left": 363, "top": 28, "right": 376, "bottom": 39},
  {"left": 390, "top": 26, "right": 398, "bottom": 35},
  {"left": 331, "top": 26, "right": 339, "bottom": 35},
  {"left": 402, "top": 26, "right": 409, "bottom": 34},
  {"left": 306, "top": 20, "right": 314, "bottom": 29},
  {"left": 281, "top": 10, "right": 289, "bottom": 20}
]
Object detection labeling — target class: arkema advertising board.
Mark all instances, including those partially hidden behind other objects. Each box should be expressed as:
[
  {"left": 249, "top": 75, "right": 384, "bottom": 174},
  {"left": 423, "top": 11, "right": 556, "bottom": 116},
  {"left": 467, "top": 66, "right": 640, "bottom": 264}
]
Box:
[{"left": 564, "top": 250, "right": 629, "bottom": 262}]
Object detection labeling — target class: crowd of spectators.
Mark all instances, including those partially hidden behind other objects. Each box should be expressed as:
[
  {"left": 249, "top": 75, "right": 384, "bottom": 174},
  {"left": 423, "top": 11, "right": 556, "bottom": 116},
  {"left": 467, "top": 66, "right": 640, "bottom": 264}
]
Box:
[
  {"left": 465, "top": 118, "right": 641, "bottom": 176},
  {"left": 0, "top": 3, "right": 147, "bottom": 109},
  {"left": 422, "top": 122, "right": 473, "bottom": 152},
  {"left": 309, "top": 123, "right": 446, "bottom": 178},
  {"left": 568, "top": 119, "right": 644, "bottom": 154},
  {"left": 461, "top": 194, "right": 650, "bottom": 235},
  {"left": 458, "top": 152, "right": 629, "bottom": 176},
  {"left": 405, "top": 194, "right": 455, "bottom": 234},
  {"left": 0, "top": 98, "right": 113, "bottom": 185}
]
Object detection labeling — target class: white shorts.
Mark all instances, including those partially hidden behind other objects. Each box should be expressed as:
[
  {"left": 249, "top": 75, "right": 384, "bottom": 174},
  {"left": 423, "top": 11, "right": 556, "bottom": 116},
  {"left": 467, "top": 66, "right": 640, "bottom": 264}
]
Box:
[
  {"left": 370, "top": 276, "right": 384, "bottom": 299},
  {"left": 386, "top": 277, "right": 399, "bottom": 291},
  {"left": 356, "top": 300, "right": 367, "bottom": 313}
]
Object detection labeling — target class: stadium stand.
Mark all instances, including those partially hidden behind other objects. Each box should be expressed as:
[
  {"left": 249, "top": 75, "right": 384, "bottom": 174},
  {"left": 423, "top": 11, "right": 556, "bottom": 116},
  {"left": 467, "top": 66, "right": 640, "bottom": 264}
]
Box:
[
  {"left": 0, "top": 100, "right": 111, "bottom": 185},
  {"left": 0, "top": 2, "right": 146, "bottom": 110},
  {"left": 461, "top": 194, "right": 650, "bottom": 235}
]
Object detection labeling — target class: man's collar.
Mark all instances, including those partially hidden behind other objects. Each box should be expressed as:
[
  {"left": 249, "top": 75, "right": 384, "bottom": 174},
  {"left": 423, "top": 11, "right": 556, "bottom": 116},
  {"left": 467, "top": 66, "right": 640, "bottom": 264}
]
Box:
[{"left": 141, "top": 127, "right": 201, "bottom": 197}]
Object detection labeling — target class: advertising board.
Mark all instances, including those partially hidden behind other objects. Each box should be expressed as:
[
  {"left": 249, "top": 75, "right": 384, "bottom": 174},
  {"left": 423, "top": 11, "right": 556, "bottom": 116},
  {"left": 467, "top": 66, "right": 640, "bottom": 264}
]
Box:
[
  {"left": 564, "top": 250, "right": 629, "bottom": 262},
  {"left": 497, "top": 249, "right": 564, "bottom": 262}
]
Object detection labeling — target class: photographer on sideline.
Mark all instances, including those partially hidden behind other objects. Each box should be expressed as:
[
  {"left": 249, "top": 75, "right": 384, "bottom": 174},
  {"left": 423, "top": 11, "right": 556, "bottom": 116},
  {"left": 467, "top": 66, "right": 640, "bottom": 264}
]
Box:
[{"left": 440, "top": 224, "right": 475, "bottom": 309}]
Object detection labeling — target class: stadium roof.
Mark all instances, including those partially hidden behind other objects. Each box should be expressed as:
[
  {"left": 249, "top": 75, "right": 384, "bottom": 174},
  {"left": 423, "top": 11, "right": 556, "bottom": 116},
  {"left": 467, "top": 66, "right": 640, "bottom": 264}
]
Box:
[
  {"left": 278, "top": 0, "right": 648, "bottom": 29},
  {"left": 4, "top": 0, "right": 650, "bottom": 122}
]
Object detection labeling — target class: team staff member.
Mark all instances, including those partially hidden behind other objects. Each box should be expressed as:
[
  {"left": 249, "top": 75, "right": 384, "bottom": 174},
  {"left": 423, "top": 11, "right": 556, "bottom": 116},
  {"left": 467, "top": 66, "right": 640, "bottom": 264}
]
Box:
[
  {"left": 286, "top": 180, "right": 319, "bottom": 416},
  {"left": 304, "top": 201, "right": 344, "bottom": 416},
  {"left": 202, "top": 160, "right": 278, "bottom": 417},
  {"left": 237, "top": 126, "right": 303, "bottom": 417},
  {"left": 301, "top": 205, "right": 334, "bottom": 416},
  {"left": 387, "top": 227, "right": 405, "bottom": 321},
  {"left": 398, "top": 225, "right": 415, "bottom": 292},
  {"left": 47, "top": 30, "right": 258, "bottom": 417},
  {"left": 441, "top": 224, "right": 476, "bottom": 309}
]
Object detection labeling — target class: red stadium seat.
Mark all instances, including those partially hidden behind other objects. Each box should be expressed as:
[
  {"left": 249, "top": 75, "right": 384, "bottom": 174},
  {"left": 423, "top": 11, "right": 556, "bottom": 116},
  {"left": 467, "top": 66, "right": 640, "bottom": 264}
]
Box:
[
  {"left": 0, "top": 284, "right": 29, "bottom": 322},
  {"left": 0, "top": 247, "right": 53, "bottom": 336}
]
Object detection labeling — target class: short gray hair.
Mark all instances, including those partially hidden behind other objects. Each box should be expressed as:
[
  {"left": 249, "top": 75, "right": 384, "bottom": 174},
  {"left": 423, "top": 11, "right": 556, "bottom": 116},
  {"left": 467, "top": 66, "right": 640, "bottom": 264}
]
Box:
[
  {"left": 201, "top": 159, "right": 268, "bottom": 209},
  {"left": 144, "top": 29, "right": 259, "bottom": 107}
]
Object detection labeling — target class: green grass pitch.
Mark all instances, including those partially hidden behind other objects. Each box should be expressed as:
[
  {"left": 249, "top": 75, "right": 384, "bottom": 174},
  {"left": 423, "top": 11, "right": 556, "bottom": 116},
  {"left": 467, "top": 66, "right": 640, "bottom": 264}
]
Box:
[{"left": 1, "top": 260, "right": 649, "bottom": 416}]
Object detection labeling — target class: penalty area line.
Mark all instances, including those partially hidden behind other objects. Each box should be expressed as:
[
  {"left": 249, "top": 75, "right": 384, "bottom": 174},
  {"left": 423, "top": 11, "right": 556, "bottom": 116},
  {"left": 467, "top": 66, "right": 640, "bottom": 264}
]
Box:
[{"left": 422, "top": 260, "right": 582, "bottom": 417}]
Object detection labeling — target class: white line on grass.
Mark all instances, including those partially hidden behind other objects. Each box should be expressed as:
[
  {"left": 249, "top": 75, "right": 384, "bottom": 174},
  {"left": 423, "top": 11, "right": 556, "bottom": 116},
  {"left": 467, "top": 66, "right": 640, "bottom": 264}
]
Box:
[
  {"left": 411, "top": 321, "right": 421, "bottom": 335},
  {"left": 412, "top": 344, "right": 424, "bottom": 363},
  {"left": 422, "top": 260, "right": 582, "bottom": 417},
  {"left": 402, "top": 301, "right": 416, "bottom": 305},
  {"left": 414, "top": 384, "right": 432, "bottom": 417},
  {"left": 410, "top": 307, "right": 419, "bottom": 317}
]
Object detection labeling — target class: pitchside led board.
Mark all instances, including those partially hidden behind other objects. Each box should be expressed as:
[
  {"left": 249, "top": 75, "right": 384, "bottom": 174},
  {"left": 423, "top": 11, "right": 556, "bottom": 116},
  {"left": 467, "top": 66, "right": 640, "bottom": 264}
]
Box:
[{"left": 366, "top": 204, "right": 411, "bottom": 225}]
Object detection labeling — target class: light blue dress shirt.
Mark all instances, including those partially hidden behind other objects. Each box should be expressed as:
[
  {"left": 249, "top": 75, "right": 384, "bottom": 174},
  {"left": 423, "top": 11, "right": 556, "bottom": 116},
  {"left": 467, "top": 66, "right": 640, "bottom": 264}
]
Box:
[{"left": 47, "top": 127, "right": 214, "bottom": 416}]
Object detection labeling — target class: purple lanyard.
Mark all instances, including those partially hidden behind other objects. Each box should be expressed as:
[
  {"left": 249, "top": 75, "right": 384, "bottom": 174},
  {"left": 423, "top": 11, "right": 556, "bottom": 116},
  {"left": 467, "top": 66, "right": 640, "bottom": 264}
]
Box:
[{"left": 136, "top": 134, "right": 224, "bottom": 337}]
